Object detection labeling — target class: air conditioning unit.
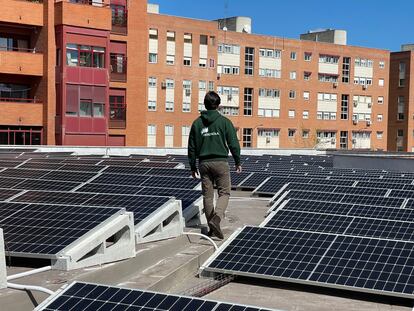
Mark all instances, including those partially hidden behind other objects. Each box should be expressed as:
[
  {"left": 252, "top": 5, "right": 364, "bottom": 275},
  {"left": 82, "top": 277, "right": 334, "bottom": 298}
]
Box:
[
  {"left": 161, "top": 82, "right": 167, "bottom": 89},
  {"left": 352, "top": 139, "right": 357, "bottom": 144},
  {"left": 353, "top": 119, "right": 358, "bottom": 125},
  {"left": 362, "top": 84, "right": 367, "bottom": 90},
  {"left": 330, "top": 138, "right": 336, "bottom": 144},
  {"left": 217, "top": 73, "right": 221, "bottom": 80},
  {"left": 333, "top": 82, "right": 338, "bottom": 88},
  {"left": 352, "top": 114, "right": 358, "bottom": 121},
  {"left": 353, "top": 101, "right": 358, "bottom": 107},
  {"left": 185, "top": 89, "right": 191, "bottom": 96},
  {"left": 368, "top": 102, "right": 372, "bottom": 108},
  {"left": 366, "top": 120, "right": 372, "bottom": 126},
  {"left": 227, "top": 95, "right": 232, "bottom": 102},
  {"left": 266, "top": 137, "right": 271, "bottom": 143}
]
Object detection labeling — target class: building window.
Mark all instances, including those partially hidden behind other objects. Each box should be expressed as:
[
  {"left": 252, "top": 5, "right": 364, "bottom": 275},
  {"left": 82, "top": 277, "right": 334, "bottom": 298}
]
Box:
[
  {"left": 319, "top": 74, "right": 338, "bottom": 83},
  {"left": 219, "top": 65, "right": 240, "bottom": 75},
  {"left": 199, "top": 58, "right": 207, "bottom": 68},
  {"left": 377, "top": 114, "right": 383, "bottom": 122},
  {"left": 111, "top": 4, "right": 127, "bottom": 32},
  {"left": 288, "top": 129, "right": 296, "bottom": 137},
  {"left": 340, "top": 131, "right": 348, "bottom": 149},
  {"left": 379, "top": 61, "right": 385, "bottom": 69},
  {"left": 148, "top": 77, "right": 157, "bottom": 88},
  {"left": 259, "top": 49, "right": 281, "bottom": 58},
  {"left": 165, "top": 79, "right": 174, "bottom": 89},
  {"left": 341, "top": 94, "right": 349, "bottom": 120},
  {"left": 288, "top": 109, "right": 295, "bottom": 118},
  {"left": 0, "top": 83, "right": 30, "bottom": 102},
  {"left": 378, "top": 96, "right": 384, "bottom": 104},
  {"left": 302, "top": 130, "right": 309, "bottom": 138},
  {"left": 378, "top": 79, "right": 384, "bottom": 86},
  {"left": 149, "top": 53, "right": 157, "bottom": 63},
  {"left": 244, "top": 88, "right": 253, "bottom": 116},
  {"left": 259, "top": 69, "right": 281, "bottom": 78},
  {"left": 290, "top": 71, "right": 297, "bottom": 80},
  {"left": 208, "top": 81, "right": 214, "bottom": 91},
  {"left": 182, "top": 102, "right": 191, "bottom": 112},
  {"left": 377, "top": 131, "right": 383, "bottom": 139},
  {"left": 320, "top": 55, "right": 340, "bottom": 64},
  {"left": 66, "top": 44, "right": 105, "bottom": 68},
  {"left": 200, "top": 35, "right": 208, "bottom": 45},
  {"left": 399, "top": 62, "right": 406, "bottom": 87},
  {"left": 148, "top": 100, "right": 156, "bottom": 111},
  {"left": 183, "top": 57, "right": 192, "bottom": 66},
  {"left": 199, "top": 80, "right": 206, "bottom": 91},
  {"left": 184, "top": 33, "right": 192, "bottom": 43},
  {"left": 304, "top": 72, "right": 311, "bottom": 81},
  {"left": 242, "top": 128, "right": 252, "bottom": 147},
  {"left": 79, "top": 100, "right": 93, "bottom": 117},
  {"left": 303, "top": 111, "right": 309, "bottom": 119},
  {"left": 289, "top": 90, "right": 296, "bottom": 99},
  {"left": 218, "top": 44, "right": 240, "bottom": 54},
  {"left": 0, "top": 126, "right": 43, "bottom": 145},
  {"left": 397, "top": 96, "right": 405, "bottom": 120},
  {"left": 166, "top": 101, "right": 174, "bottom": 112},
  {"left": 244, "top": 47, "right": 254, "bottom": 76},
  {"left": 109, "top": 95, "right": 126, "bottom": 128},
  {"left": 290, "top": 51, "right": 297, "bottom": 60},
  {"left": 110, "top": 53, "right": 127, "bottom": 81},
  {"left": 342, "top": 57, "right": 350, "bottom": 83},
  {"left": 166, "top": 55, "right": 175, "bottom": 65},
  {"left": 303, "top": 91, "right": 310, "bottom": 100},
  {"left": 304, "top": 52, "right": 312, "bottom": 61},
  {"left": 198, "top": 103, "right": 204, "bottom": 112}
]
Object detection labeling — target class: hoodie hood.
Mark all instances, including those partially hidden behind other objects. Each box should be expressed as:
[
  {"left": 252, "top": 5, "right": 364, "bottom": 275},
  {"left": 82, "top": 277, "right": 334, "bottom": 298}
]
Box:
[{"left": 200, "top": 110, "right": 221, "bottom": 125}]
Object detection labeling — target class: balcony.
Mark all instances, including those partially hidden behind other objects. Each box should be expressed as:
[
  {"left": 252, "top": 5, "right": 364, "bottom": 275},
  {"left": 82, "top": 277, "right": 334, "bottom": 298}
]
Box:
[
  {"left": 0, "top": 50, "right": 43, "bottom": 76},
  {"left": 0, "top": 98, "right": 43, "bottom": 126},
  {"left": 111, "top": 15, "right": 127, "bottom": 35},
  {"left": 109, "top": 103, "right": 126, "bottom": 129},
  {"left": 55, "top": 0, "right": 111, "bottom": 31},
  {"left": 110, "top": 54, "right": 127, "bottom": 82},
  {"left": 2, "top": 0, "right": 44, "bottom": 27}
]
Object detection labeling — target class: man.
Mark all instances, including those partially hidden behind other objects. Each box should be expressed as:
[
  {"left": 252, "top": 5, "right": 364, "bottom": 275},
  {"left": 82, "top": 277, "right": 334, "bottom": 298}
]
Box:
[{"left": 188, "top": 91, "right": 241, "bottom": 239}]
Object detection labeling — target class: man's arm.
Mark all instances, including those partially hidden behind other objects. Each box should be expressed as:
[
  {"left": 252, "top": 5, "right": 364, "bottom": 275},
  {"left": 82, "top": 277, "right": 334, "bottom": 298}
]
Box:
[
  {"left": 225, "top": 120, "right": 241, "bottom": 170},
  {"left": 187, "top": 123, "right": 198, "bottom": 174}
]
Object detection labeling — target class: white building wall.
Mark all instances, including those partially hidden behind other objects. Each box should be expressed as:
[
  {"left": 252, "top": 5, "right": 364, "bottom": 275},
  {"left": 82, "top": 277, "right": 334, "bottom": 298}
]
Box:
[
  {"left": 259, "top": 58, "right": 281, "bottom": 70},
  {"left": 218, "top": 54, "right": 240, "bottom": 67},
  {"left": 317, "top": 100, "right": 338, "bottom": 112},
  {"left": 184, "top": 43, "right": 192, "bottom": 57},
  {"left": 148, "top": 87, "right": 157, "bottom": 101},
  {"left": 318, "top": 63, "right": 339, "bottom": 74},
  {"left": 149, "top": 39, "right": 158, "bottom": 54},
  {"left": 166, "top": 41, "right": 175, "bottom": 55},
  {"left": 354, "top": 66, "right": 373, "bottom": 78},
  {"left": 258, "top": 97, "right": 281, "bottom": 109},
  {"left": 199, "top": 45, "right": 207, "bottom": 59}
]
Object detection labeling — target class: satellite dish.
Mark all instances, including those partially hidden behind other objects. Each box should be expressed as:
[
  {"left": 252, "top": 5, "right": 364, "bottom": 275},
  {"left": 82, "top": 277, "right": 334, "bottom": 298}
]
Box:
[{"left": 243, "top": 24, "right": 251, "bottom": 33}]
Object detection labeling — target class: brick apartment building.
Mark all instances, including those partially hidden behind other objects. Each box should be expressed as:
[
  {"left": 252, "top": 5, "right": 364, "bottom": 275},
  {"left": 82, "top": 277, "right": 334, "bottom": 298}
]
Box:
[{"left": 0, "top": 0, "right": 410, "bottom": 151}]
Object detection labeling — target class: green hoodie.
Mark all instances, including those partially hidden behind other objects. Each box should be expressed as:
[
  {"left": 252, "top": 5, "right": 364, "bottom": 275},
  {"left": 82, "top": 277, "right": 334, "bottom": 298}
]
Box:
[{"left": 188, "top": 110, "right": 241, "bottom": 171}]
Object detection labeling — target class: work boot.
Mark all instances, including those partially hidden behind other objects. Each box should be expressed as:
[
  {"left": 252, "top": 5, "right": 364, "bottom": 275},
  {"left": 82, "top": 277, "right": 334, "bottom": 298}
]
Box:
[{"left": 209, "top": 214, "right": 224, "bottom": 240}]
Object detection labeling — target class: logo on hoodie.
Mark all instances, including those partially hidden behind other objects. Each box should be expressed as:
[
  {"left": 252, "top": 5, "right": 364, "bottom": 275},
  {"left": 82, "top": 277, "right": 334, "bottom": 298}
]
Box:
[{"left": 201, "top": 127, "right": 219, "bottom": 137}]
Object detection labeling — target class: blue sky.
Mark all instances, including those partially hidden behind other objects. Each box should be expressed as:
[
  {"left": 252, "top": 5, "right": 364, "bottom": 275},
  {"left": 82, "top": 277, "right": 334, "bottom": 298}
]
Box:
[{"left": 152, "top": 0, "right": 413, "bottom": 51}]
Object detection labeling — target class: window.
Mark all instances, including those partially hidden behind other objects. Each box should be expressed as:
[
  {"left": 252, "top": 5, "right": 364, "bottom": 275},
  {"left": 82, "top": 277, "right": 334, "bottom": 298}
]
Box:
[
  {"left": 379, "top": 61, "right": 385, "bottom": 69},
  {"left": 199, "top": 81, "right": 206, "bottom": 90},
  {"left": 290, "top": 51, "right": 297, "bottom": 60},
  {"left": 166, "top": 101, "right": 174, "bottom": 112},
  {"left": 288, "top": 129, "right": 296, "bottom": 137},
  {"left": 110, "top": 53, "right": 127, "bottom": 80},
  {"left": 166, "top": 79, "right": 174, "bottom": 89},
  {"left": 182, "top": 102, "right": 191, "bottom": 112},
  {"left": 0, "top": 126, "right": 43, "bottom": 145},
  {"left": 303, "top": 91, "right": 310, "bottom": 100},
  {"left": 184, "top": 33, "right": 192, "bottom": 43},
  {"left": 319, "top": 55, "right": 339, "bottom": 64},
  {"left": 354, "top": 58, "right": 373, "bottom": 67},
  {"left": 148, "top": 100, "right": 156, "bottom": 111},
  {"left": 149, "top": 53, "right": 157, "bottom": 63},
  {"left": 289, "top": 90, "right": 296, "bottom": 99},
  {"left": 66, "top": 44, "right": 105, "bottom": 68},
  {"left": 80, "top": 100, "right": 92, "bottom": 117},
  {"left": 304, "top": 72, "right": 311, "bottom": 81},
  {"left": 219, "top": 65, "right": 240, "bottom": 75},
  {"left": 221, "top": 107, "right": 239, "bottom": 116},
  {"left": 377, "top": 131, "right": 383, "bottom": 139},
  {"left": 109, "top": 95, "right": 126, "bottom": 128},
  {"left": 258, "top": 88, "right": 280, "bottom": 98},
  {"left": 166, "top": 55, "right": 175, "bottom": 65},
  {"left": 259, "top": 49, "right": 281, "bottom": 58},
  {"left": 288, "top": 109, "right": 295, "bottom": 118},
  {"left": 340, "top": 131, "right": 348, "bottom": 149},
  {"left": 245, "top": 47, "right": 254, "bottom": 76},
  {"left": 111, "top": 4, "right": 127, "bottom": 31},
  {"left": 397, "top": 96, "right": 405, "bottom": 120},
  {"left": 302, "top": 130, "right": 309, "bottom": 138},
  {"left": 167, "top": 30, "right": 175, "bottom": 41},
  {"left": 342, "top": 57, "right": 350, "bottom": 83},
  {"left": 93, "top": 103, "right": 104, "bottom": 117},
  {"left": 303, "top": 111, "right": 309, "bottom": 119},
  {"left": 200, "top": 35, "right": 208, "bottom": 45},
  {"left": 244, "top": 88, "right": 253, "bottom": 116},
  {"left": 318, "top": 74, "right": 338, "bottom": 83},
  {"left": 259, "top": 69, "right": 281, "bottom": 78},
  {"left": 218, "top": 44, "right": 240, "bottom": 54},
  {"left": 199, "top": 58, "right": 207, "bottom": 68},
  {"left": 378, "top": 96, "right": 384, "bottom": 104},
  {"left": 183, "top": 57, "right": 192, "bottom": 66},
  {"left": 377, "top": 114, "right": 383, "bottom": 122},
  {"left": 379, "top": 79, "right": 384, "bottom": 86},
  {"left": 304, "top": 52, "right": 312, "bottom": 61},
  {"left": 148, "top": 77, "right": 157, "bottom": 88},
  {"left": 290, "top": 71, "right": 297, "bottom": 80},
  {"left": 242, "top": 128, "right": 252, "bottom": 147},
  {"left": 208, "top": 81, "right": 214, "bottom": 91},
  {"left": 149, "top": 28, "right": 158, "bottom": 40},
  {"left": 399, "top": 62, "right": 406, "bottom": 87},
  {"left": 198, "top": 103, "right": 204, "bottom": 112},
  {"left": 0, "top": 83, "right": 30, "bottom": 101},
  {"left": 341, "top": 94, "right": 349, "bottom": 120}
]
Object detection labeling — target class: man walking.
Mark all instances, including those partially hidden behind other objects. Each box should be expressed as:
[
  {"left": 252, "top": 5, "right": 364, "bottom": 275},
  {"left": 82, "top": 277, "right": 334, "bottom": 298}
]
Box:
[{"left": 188, "top": 91, "right": 241, "bottom": 239}]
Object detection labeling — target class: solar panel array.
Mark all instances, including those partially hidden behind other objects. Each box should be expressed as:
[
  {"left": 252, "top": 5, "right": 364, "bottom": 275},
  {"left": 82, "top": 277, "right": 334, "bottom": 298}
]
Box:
[{"left": 36, "top": 282, "right": 274, "bottom": 311}]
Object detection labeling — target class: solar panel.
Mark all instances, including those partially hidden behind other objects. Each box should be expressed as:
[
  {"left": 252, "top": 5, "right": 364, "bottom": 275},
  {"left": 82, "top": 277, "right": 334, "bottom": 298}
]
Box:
[
  {"left": 146, "top": 168, "right": 191, "bottom": 177},
  {"left": 102, "top": 166, "right": 152, "bottom": 175},
  {"left": 143, "top": 176, "right": 200, "bottom": 189},
  {"left": 40, "top": 171, "right": 97, "bottom": 182},
  {"left": 12, "top": 179, "right": 80, "bottom": 192},
  {"left": 137, "top": 187, "right": 202, "bottom": 211},
  {"left": 0, "top": 160, "right": 23, "bottom": 168},
  {"left": 203, "top": 226, "right": 414, "bottom": 298},
  {"left": 12, "top": 190, "right": 94, "bottom": 205},
  {"left": 0, "top": 168, "right": 49, "bottom": 179},
  {"left": 0, "top": 188, "right": 22, "bottom": 201},
  {"left": 58, "top": 164, "right": 105, "bottom": 173},
  {"left": 35, "top": 281, "right": 273, "bottom": 311},
  {"left": 0, "top": 202, "right": 121, "bottom": 256},
  {"left": 92, "top": 174, "right": 151, "bottom": 186},
  {"left": 136, "top": 161, "right": 181, "bottom": 168},
  {"left": 77, "top": 183, "right": 143, "bottom": 195},
  {"left": 18, "top": 162, "right": 64, "bottom": 170},
  {"left": 0, "top": 177, "right": 25, "bottom": 189},
  {"left": 230, "top": 171, "right": 252, "bottom": 187},
  {"left": 238, "top": 173, "right": 272, "bottom": 189}
]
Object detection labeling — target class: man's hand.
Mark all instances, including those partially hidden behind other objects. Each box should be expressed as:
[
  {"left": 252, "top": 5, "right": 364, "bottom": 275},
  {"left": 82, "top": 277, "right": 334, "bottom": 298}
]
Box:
[
  {"left": 235, "top": 165, "right": 242, "bottom": 174},
  {"left": 191, "top": 170, "right": 200, "bottom": 179}
]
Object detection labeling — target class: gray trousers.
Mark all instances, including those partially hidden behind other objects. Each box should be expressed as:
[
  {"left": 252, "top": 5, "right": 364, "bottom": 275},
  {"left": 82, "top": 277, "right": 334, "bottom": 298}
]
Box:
[{"left": 199, "top": 161, "right": 231, "bottom": 224}]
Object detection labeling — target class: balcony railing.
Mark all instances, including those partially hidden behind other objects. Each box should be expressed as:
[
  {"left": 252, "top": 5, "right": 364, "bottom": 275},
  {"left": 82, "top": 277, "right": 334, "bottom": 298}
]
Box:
[
  {"left": 109, "top": 104, "right": 126, "bottom": 129},
  {"left": 0, "top": 47, "right": 39, "bottom": 53},
  {"left": 110, "top": 55, "right": 127, "bottom": 82},
  {"left": 55, "top": 0, "right": 109, "bottom": 7},
  {"left": 0, "top": 97, "right": 40, "bottom": 103},
  {"left": 111, "top": 15, "right": 127, "bottom": 34}
]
